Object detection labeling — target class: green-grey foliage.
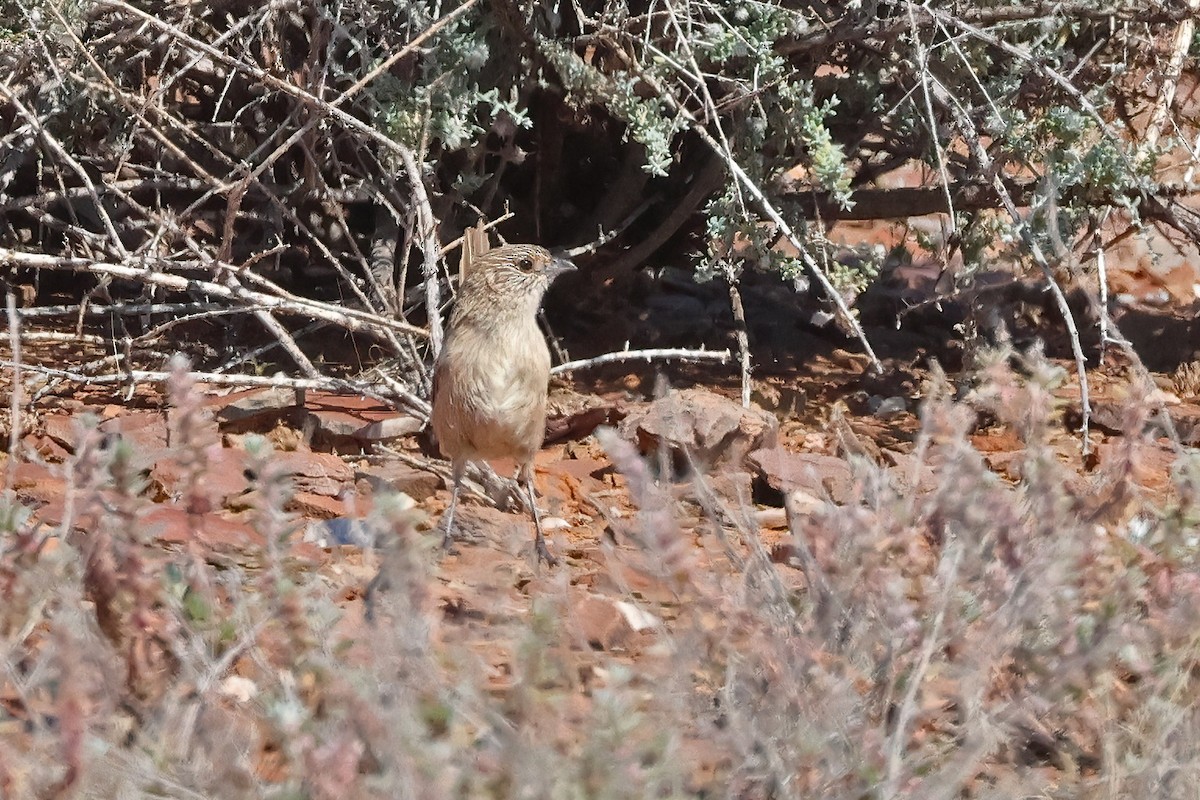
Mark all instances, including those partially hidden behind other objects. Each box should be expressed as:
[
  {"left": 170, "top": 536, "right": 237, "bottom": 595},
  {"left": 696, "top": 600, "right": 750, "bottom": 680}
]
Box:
[{"left": 0, "top": 0, "right": 1196, "bottom": 363}]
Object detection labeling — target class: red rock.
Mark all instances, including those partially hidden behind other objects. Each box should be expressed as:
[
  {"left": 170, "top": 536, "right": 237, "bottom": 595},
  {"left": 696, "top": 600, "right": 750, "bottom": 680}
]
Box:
[
  {"left": 42, "top": 414, "right": 78, "bottom": 452},
  {"left": 289, "top": 540, "right": 329, "bottom": 568},
  {"left": 22, "top": 433, "right": 71, "bottom": 462},
  {"left": 352, "top": 416, "right": 423, "bottom": 442},
  {"left": 165, "top": 405, "right": 221, "bottom": 444},
  {"left": 1167, "top": 403, "right": 1200, "bottom": 446},
  {"left": 970, "top": 429, "right": 1024, "bottom": 454},
  {"left": 618, "top": 388, "right": 778, "bottom": 467},
  {"left": 31, "top": 497, "right": 69, "bottom": 527},
  {"left": 882, "top": 451, "right": 940, "bottom": 494},
  {"left": 355, "top": 463, "right": 440, "bottom": 502},
  {"left": 303, "top": 392, "right": 422, "bottom": 444},
  {"left": 289, "top": 491, "right": 347, "bottom": 519},
  {"left": 544, "top": 406, "right": 623, "bottom": 444},
  {"left": 11, "top": 461, "right": 66, "bottom": 505},
  {"left": 213, "top": 387, "right": 296, "bottom": 422},
  {"left": 570, "top": 593, "right": 635, "bottom": 651},
  {"left": 984, "top": 450, "right": 1023, "bottom": 481},
  {"left": 582, "top": 558, "right": 685, "bottom": 606},
  {"left": 142, "top": 506, "right": 263, "bottom": 552},
  {"left": 151, "top": 447, "right": 252, "bottom": 508},
  {"left": 541, "top": 457, "right": 609, "bottom": 483},
  {"left": 706, "top": 469, "right": 754, "bottom": 502},
  {"left": 1091, "top": 438, "right": 1180, "bottom": 494},
  {"left": 276, "top": 451, "right": 354, "bottom": 496},
  {"left": 99, "top": 411, "right": 168, "bottom": 451},
  {"left": 749, "top": 446, "right": 857, "bottom": 503}
]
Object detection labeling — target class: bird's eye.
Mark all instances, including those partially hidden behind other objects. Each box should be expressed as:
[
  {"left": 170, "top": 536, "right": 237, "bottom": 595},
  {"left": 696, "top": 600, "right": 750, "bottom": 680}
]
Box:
[{"left": 518, "top": 257, "right": 535, "bottom": 272}]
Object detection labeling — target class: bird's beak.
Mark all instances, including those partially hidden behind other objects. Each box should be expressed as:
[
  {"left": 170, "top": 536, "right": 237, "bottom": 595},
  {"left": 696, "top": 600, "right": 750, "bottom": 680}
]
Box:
[{"left": 547, "top": 253, "right": 577, "bottom": 279}]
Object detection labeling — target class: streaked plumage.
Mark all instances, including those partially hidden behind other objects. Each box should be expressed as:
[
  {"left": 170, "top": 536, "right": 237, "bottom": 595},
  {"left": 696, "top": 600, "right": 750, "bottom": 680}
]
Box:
[{"left": 431, "top": 244, "right": 575, "bottom": 564}]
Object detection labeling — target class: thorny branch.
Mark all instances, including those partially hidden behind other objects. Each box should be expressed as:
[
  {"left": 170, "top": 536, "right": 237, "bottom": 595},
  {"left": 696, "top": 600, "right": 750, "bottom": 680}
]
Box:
[{"left": 0, "top": 0, "right": 1197, "bottom": 444}]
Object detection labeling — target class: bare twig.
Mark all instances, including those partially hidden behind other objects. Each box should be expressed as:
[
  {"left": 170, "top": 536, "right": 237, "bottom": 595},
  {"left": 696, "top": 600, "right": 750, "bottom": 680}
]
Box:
[
  {"left": 398, "top": 145, "right": 445, "bottom": 358},
  {"left": 781, "top": 179, "right": 1200, "bottom": 223},
  {"left": 559, "top": 194, "right": 655, "bottom": 260},
  {"left": 437, "top": 212, "right": 516, "bottom": 258},
  {"left": 5, "top": 292, "right": 21, "bottom": 492},
  {"left": 551, "top": 347, "right": 732, "bottom": 375},
  {"left": 726, "top": 282, "right": 752, "bottom": 408},
  {"left": 0, "top": 86, "right": 129, "bottom": 260},
  {"left": 17, "top": 301, "right": 240, "bottom": 319},
  {"left": 96, "top": 0, "right": 443, "bottom": 161},
  {"left": 933, "top": 77, "right": 1094, "bottom": 456},
  {"left": 574, "top": 30, "right": 882, "bottom": 371},
  {"left": 1142, "top": 0, "right": 1200, "bottom": 155},
  {"left": 97, "top": 0, "right": 454, "bottom": 343},
  {"left": 709, "top": 137, "right": 883, "bottom": 372},
  {"left": 216, "top": 320, "right": 326, "bottom": 373},
  {"left": 0, "top": 249, "right": 428, "bottom": 341},
  {"left": 30, "top": 4, "right": 418, "bottom": 379},
  {"left": 18, "top": 331, "right": 111, "bottom": 347},
  {"left": 907, "top": 4, "right": 957, "bottom": 243}
]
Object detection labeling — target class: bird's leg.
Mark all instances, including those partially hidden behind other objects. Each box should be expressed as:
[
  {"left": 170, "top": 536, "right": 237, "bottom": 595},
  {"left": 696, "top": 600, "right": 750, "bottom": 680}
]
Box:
[
  {"left": 520, "top": 462, "right": 558, "bottom": 567},
  {"left": 441, "top": 460, "right": 466, "bottom": 550}
]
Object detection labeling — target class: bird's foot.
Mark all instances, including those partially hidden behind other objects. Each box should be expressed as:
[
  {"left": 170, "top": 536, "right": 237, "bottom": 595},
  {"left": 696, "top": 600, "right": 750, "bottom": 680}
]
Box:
[
  {"left": 534, "top": 534, "right": 559, "bottom": 567},
  {"left": 440, "top": 524, "right": 458, "bottom": 553},
  {"left": 363, "top": 570, "right": 390, "bottom": 624}
]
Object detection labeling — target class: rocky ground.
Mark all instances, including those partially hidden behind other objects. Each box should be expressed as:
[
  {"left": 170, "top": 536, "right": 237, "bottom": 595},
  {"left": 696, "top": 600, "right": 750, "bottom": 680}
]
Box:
[{"left": 3, "top": 247, "right": 1200, "bottom": 795}]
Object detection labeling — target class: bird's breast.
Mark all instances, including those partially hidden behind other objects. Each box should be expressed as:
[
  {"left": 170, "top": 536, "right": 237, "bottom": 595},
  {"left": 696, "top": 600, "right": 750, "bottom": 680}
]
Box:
[
  {"left": 471, "top": 329, "right": 549, "bottom": 408},
  {"left": 432, "top": 318, "right": 551, "bottom": 461}
]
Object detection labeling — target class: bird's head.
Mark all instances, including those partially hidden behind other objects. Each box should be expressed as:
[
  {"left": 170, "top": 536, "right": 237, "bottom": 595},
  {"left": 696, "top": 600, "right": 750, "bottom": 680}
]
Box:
[{"left": 460, "top": 244, "right": 576, "bottom": 315}]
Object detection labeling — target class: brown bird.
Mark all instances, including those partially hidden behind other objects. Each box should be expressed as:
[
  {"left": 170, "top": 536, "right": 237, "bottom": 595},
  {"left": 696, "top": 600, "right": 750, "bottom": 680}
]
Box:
[{"left": 431, "top": 243, "right": 575, "bottom": 565}]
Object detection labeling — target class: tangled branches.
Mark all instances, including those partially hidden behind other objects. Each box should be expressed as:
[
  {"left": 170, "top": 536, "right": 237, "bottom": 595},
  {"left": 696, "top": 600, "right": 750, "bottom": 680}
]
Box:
[{"left": 0, "top": 0, "right": 1197, "bottom": 397}]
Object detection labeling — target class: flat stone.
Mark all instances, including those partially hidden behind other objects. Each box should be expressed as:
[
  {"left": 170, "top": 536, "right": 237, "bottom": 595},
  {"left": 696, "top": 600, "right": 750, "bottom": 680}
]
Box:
[
  {"left": 1090, "top": 438, "right": 1179, "bottom": 495},
  {"left": 354, "top": 415, "right": 423, "bottom": 442},
  {"left": 1166, "top": 402, "right": 1200, "bottom": 445},
  {"left": 751, "top": 382, "right": 807, "bottom": 420},
  {"left": 303, "top": 392, "right": 422, "bottom": 444},
  {"left": 151, "top": 447, "right": 252, "bottom": 509},
  {"left": 215, "top": 387, "right": 297, "bottom": 423},
  {"left": 165, "top": 405, "right": 220, "bottom": 444},
  {"left": 882, "top": 450, "right": 940, "bottom": 494},
  {"left": 289, "top": 491, "right": 347, "bottom": 519},
  {"left": 42, "top": 414, "right": 78, "bottom": 452},
  {"left": 305, "top": 409, "right": 371, "bottom": 439},
  {"left": 545, "top": 406, "right": 624, "bottom": 445},
  {"left": 618, "top": 388, "right": 777, "bottom": 467},
  {"left": 870, "top": 396, "right": 908, "bottom": 418},
  {"left": 99, "top": 411, "right": 168, "bottom": 451},
  {"left": 12, "top": 461, "right": 66, "bottom": 505},
  {"left": 22, "top": 433, "right": 71, "bottom": 462},
  {"left": 749, "top": 447, "right": 856, "bottom": 504},
  {"left": 142, "top": 506, "right": 264, "bottom": 553},
  {"left": 276, "top": 451, "right": 354, "bottom": 496},
  {"left": 541, "top": 457, "right": 609, "bottom": 484},
  {"left": 356, "top": 463, "right": 440, "bottom": 502},
  {"left": 570, "top": 593, "right": 636, "bottom": 651}
]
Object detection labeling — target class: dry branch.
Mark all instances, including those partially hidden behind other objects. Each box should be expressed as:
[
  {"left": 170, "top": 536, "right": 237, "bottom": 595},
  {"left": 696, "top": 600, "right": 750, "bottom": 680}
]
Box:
[
  {"left": 0, "top": 249, "right": 428, "bottom": 341},
  {"left": 551, "top": 347, "right": 732, "bottom": 375},
  {"left": 786, "top": 180, "right": 1200, "bottom": 223}
]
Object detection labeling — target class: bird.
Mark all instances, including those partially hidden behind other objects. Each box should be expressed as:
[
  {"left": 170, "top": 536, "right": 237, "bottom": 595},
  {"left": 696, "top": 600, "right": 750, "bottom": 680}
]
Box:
[{"left": 431, "top": 243, "right": 575, "bottom": 565}]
